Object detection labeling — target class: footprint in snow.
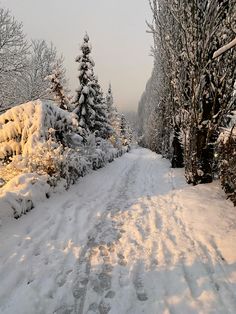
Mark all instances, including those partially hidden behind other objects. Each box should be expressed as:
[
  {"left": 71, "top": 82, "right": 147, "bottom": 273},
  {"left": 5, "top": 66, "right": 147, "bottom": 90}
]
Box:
[
  {"left": 98, "top": 300, "right": 111, "bottom": 314},
  {"left": 133, "top": 266, "right": 149, "bottom": 302},
  {"left": 105, "top": 290, "right": 116, "bottom": 299}
]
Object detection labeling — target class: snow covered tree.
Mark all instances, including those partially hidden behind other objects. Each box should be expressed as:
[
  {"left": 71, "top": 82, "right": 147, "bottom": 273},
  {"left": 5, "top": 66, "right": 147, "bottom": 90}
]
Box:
[
  {"left": 0, "top": 7, "right": 28, "bottom": 109},
  {"left": 91, "top": 77, "right": 112, "bottom": 139},
  {"left": 141, "top": 0, "right": 236, "bottom": 185},
  {"left": 46, "top": 60, "right": 70, "bottom": 110},
  {"left": 22, "top": 40, "right": 64, "bottom": 102},
  {"left": 2, "top": 39, "right": 65, "bottom": 107},
  {"left": 172, "top": 0, "right": 236, "bottom": 184},
  {"left": 120, "top": 114, "right": 129, "bottom": 145},
  {"left": 138, "top": 62, "right": 172, "bottom": 157},
  {"left": 73, "top": 34, "right": 96, "bottom": 137},
  {"left": 106, "top": 84, "right": 120, "bottom": 137},
  {"left": 106, "top": 83, "right": 114, "bottom": 121}
]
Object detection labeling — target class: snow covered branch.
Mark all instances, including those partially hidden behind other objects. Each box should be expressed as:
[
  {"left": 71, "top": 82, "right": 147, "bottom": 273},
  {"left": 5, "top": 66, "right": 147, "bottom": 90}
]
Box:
[{"left": 213, "top": 37, "right": 236, "bottom": 59}]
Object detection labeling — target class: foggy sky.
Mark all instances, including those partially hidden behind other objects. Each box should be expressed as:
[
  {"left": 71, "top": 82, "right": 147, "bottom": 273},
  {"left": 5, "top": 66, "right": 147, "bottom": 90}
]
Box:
[{"left": 0, "top": 0, "right": 153, "bottom": 112}]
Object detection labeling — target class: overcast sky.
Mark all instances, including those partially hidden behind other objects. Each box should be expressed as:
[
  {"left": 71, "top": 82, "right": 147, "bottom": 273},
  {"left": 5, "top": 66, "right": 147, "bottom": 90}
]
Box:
[{"left": 0, "top": 0, "right": 153, "bottom": 112}]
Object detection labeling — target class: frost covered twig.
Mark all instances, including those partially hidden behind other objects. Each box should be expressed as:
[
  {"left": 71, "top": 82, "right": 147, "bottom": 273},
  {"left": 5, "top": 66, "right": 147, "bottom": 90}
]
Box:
[{"left": 213, "top": 37, "right": 236, "bottom": 59}]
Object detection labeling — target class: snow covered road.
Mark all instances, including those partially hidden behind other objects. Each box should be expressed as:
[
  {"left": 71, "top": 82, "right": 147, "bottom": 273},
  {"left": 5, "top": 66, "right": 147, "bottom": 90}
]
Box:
[{"left": 0, "top": 148, "right": 236, "bottom": 314}]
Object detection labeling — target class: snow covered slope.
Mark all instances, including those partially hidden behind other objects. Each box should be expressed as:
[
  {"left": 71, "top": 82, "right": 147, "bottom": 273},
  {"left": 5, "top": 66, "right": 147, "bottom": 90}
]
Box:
[{"left": 0, "top": 148, "right": 235, "bottom": 314}]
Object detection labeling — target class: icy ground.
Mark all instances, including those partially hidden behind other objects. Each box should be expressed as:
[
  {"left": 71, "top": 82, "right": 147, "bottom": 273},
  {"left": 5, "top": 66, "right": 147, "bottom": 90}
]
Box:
[{"left": 0, "top": 148, "right": 236, "bottom": 314}]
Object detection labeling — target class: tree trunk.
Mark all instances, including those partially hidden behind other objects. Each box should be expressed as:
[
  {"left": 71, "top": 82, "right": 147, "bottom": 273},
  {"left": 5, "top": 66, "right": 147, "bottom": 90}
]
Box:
[
  {"left": 185, "top": 126, "right": 215, "bottom": 185},
  {"left": 171, "top": 127, "right": 184, "bottom": 168}
]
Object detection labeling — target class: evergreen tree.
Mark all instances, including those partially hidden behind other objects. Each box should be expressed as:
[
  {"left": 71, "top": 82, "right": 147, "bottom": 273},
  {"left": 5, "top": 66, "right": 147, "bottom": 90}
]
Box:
[
  {"left": 91, "top": 77, "right": 112, "bottom": 139},
  {"left": 46, "top": 61, "right": 70, "bottom": 110},
  {"left": 106, "top": 83, "right": 114, "bottom": 121},
  {"left": 73, "top": 33, "right": 96, "bottom": 137},
  {"left": 120, "top": 114, "right": 129, "bottom": 145},
  {"left": 127, "top": 124, "right": 133, "bottom": 145},
  {"left": 106, "top": 84, "right": 120, "bottom": 136}
]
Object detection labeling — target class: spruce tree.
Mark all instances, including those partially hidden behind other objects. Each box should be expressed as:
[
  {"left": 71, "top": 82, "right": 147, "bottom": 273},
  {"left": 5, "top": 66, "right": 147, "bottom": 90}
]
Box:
[
  {"left": 120, "top": 114, "right": 129, "bottom": 145},
  {"left": 91, "top": 76, "right": 112, "bottom": 139},
  {"left": 106, "top": 83, "right": 114, "bottom": 122},
  {"left": 106, "top": 84, "right": 120, "bottom": 136},
  {"left": 73, "top": 33, "right": 96, "bottom": 137},
  {"left": 47, "top": 61, "right": 70, "bottom": 110}
]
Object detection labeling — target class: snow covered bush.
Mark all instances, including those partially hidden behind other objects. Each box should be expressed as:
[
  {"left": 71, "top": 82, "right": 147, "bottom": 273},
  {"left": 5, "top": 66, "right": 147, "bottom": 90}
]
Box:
[
  {"left": 0, "top": 100, "right": 95, "bottom": 185},
  {"left": 218, "top": 126, "right": 236, "bottom": 206},
  {"left": 0, "top": 99, "right": 130, "bottom": 220},
  {"left": 79, "top": 134, "right": 117, "bottom": 171},
  {"left": 0, "top": 99, "right": 78, "bottom": 161},
  {"left": 0, "top": 173, "right": 50, "bottom": 221},
  {"left": 96, "top": 137, "right": 117, "bottom": 163},
  {"left": 26, "top": 143, "right": 90, "bottom": 188}
]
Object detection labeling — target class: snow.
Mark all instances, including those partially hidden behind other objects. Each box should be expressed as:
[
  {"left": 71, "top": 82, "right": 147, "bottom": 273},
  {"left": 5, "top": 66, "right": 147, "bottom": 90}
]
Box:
[
  {"left": 0, "top": 148, "right": 235, "bottom": 314},
  {"left": 0, "top": 173, "right": 50, "bottom": 222},
  {"left": 79, "top": 94, "right": 85, "bottom": 105},
  {"left": 0, "top": 100, "right": 125, "bottom": 222},
  {"left": 0, "top": 99, "right": 78, "bottom": 159},
  {"left": 218, "top": 128, "right": 236, "bottom": 145}
]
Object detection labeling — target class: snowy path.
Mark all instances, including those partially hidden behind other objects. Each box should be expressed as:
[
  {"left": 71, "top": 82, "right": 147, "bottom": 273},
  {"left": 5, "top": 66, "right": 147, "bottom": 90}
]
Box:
[{"left": 0, "top": 148, "right": 236, "bottom": 314}]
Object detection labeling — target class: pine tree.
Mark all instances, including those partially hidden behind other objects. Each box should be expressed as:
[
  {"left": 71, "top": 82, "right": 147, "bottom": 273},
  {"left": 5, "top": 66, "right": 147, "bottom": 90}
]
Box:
[
  {"left": 106, "top": 84, "right": 120, "bottom": 136},
  {"left": 46, "top": 61, "right": 70, "bottom": 110},
  {"left": 120, "top": 114, "right": 129, "bottom": 145},
  {"left": 91, "top": 77, "right": 112, "bottom": 139},
  {"left": 106, "top": 83, "right": 114, "bottom": 122},
  {"left": 127, "top": 124, "right": 133, "bottom": 145},
  {"left": 73, "top": 33, "right": 96, "bottom": 137}
]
